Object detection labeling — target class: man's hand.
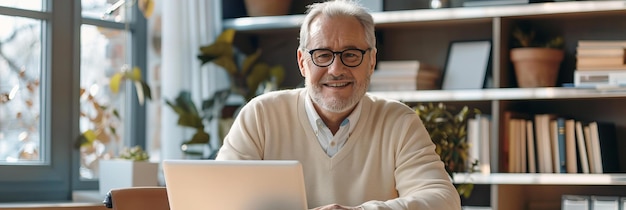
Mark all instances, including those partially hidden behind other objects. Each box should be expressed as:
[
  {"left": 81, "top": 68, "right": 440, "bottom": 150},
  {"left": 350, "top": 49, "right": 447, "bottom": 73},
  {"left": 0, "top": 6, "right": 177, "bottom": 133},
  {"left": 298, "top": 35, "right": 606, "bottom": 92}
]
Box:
[{"left": 311, "top": 204, "right": 364, "bottom": 210}]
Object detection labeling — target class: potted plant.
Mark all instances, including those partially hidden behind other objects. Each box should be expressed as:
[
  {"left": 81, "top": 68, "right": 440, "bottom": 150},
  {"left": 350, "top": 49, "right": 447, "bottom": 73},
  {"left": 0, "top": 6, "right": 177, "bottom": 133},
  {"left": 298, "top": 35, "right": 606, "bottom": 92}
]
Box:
[
  {"left": 244, "top": 0, "right": 292, "bottom": 17},
  {"left": 510, "top": 22, "right": 565, "bottom": 88},
  {"left": 75, "top": 66, "right": 152, "bottom": 179},
  {"left": 415, "top": 103, "right": 480, "bottom": 199},
  {"left": 98, "top": 145, "right": 159, "bottom": 196},
  {"left": 166, "top": 29, "right": 285, "bottom": 159}
]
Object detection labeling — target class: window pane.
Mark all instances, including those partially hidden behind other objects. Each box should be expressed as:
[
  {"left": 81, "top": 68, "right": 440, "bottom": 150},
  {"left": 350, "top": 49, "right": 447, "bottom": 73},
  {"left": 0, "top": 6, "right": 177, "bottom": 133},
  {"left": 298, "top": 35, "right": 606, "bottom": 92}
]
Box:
[
  {"left": 79, "top": 25, "right": 129, "bottom": 180},
  {"left": 0, "top": 0, "right": 43, "bottom": 11},
  {"left": 0, "top": 15, "right": 43, "bottom": 163},
  {"left": 82, "top": 0, "right": 130, "bottom": 22}
]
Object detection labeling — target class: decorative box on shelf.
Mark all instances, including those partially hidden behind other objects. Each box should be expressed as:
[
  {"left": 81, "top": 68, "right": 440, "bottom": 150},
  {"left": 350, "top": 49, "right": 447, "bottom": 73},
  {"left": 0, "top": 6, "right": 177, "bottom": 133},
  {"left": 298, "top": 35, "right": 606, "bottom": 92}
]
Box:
[{"left": 98, "top": 159, "right": 159, "bottom": 196}]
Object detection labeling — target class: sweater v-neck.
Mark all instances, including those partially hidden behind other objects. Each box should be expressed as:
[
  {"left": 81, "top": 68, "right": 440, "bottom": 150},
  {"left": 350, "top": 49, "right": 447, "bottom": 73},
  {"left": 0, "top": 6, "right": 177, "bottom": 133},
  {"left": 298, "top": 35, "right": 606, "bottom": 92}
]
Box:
[{"left": 297, "top": 90, "right": 370, "bottom": 169}]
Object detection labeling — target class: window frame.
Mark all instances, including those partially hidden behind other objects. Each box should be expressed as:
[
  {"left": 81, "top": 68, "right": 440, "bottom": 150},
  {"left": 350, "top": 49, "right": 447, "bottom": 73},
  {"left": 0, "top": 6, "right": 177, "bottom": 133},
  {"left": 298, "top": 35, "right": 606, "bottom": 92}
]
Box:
[{"left": 0, "top": 0, "right": 147, "bottom": 201}]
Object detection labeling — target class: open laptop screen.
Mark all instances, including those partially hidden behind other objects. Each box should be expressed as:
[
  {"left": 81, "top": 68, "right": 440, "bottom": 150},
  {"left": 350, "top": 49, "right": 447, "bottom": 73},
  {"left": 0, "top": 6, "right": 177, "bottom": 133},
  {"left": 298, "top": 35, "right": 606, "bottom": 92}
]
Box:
[{"left": 162, "top": 159, "right": 308, "bottom": 210}]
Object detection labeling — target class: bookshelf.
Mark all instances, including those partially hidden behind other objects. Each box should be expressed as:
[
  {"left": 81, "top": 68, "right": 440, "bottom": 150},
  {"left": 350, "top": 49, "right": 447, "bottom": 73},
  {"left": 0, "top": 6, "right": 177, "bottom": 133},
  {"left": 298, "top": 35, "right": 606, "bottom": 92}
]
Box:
[{"left": 222, "top": 1, "right": 626, "bottom": 209}]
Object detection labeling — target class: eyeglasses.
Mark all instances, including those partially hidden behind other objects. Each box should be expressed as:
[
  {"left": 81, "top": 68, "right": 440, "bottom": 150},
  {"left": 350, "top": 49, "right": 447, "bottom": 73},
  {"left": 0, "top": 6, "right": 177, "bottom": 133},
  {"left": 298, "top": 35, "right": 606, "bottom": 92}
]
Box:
[{"left": 308, "top": 48, "right": 371, "bottom": 67}]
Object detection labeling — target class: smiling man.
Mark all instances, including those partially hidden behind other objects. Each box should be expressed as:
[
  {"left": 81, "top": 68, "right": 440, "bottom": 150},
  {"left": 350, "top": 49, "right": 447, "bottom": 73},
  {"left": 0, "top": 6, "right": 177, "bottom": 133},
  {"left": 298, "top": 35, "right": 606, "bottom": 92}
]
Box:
[{"left": 215, "top": 1, "right": 461, "bottom": 209}]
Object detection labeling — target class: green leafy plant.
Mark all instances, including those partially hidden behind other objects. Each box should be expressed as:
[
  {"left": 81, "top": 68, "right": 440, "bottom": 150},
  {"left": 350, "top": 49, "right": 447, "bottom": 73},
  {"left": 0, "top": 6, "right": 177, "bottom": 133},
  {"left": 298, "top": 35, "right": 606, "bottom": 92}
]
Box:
[
  {"left": 166, "top": 29, "right": 285, "bottom": 158},
  {"left": 414, "top": 103, "right": 480, "bottom": 198},
  {"left": 512, "top": 22, "right": 564, "bottom": 49},
  {"left": 196, "top": 28, "right": 285, "bottom": 101},
  {"left": 118, "top": 145, "right": 150, "bottom": 161},
  {"left": 165, "top": 89, "right": 229, "bottom": 152}
]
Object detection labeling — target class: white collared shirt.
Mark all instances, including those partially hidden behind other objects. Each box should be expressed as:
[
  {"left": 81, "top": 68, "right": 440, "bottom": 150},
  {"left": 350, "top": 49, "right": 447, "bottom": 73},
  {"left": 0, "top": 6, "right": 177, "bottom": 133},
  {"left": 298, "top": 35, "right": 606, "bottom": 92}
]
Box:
[{"left": 304, "top": 93, "right": 361, "bottom": 157}]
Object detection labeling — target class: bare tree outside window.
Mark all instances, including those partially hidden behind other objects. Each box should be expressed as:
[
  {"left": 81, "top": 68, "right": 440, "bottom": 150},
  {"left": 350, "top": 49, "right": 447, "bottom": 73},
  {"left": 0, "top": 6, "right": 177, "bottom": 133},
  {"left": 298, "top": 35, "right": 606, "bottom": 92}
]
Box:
[{"left": 0, "top": 15, "right": 43, "bottom": 163}]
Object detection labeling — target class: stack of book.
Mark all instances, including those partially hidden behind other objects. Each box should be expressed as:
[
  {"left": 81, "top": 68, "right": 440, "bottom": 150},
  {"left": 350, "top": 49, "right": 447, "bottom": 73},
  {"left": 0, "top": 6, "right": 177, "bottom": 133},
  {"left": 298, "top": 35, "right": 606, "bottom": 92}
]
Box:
[
  {"left": 369, "top": 60, "right": 441, "bottom": 91},
  {"left": 562, "top": 195, "right": 625, "bottom": 210},
  {"left": 501, "top": 111, "right": 619, "bottom": 174},
  {"left": 574, "top": 40, "right": 626, "bottom": 88}
]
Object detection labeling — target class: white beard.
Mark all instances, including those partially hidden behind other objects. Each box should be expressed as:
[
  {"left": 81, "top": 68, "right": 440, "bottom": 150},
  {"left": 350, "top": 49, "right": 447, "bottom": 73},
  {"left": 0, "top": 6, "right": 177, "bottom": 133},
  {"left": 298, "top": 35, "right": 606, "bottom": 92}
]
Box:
[{"left": 306, "top": 75, "right": 370, "bottom": 113}]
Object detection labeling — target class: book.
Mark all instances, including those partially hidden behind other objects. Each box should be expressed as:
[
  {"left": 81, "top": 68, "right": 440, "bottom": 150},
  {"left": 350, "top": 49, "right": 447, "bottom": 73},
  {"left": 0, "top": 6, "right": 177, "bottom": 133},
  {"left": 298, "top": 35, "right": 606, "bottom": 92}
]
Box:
[
  {"left": 575, "top": 121, "right": 590, "bottom": 174},
  {"left": 376, "top": 60, "right": 438, "bottom": 72},
  {"left": 578, "top": 40, "right": 626, "bottom": 48},
  {"left": 564, "top": 119, "right": 578, "bottom": 173},
  {"left": 588, "top": 121, "right": 619, "bottom": 173},
  {"left": 371, "top": 60, "right": 442, "bottom": 91},
  {"left": 502, "top": 111, "right": 528, "bottom": 172},
  {"left": 576, "top": 47, "right": 625, "bottom": 57},
  {"left": 508, "top": 118, "right": 520, "bottom": 173},
  {"left": 575, "top": 65, "right": 626, "bottom": 71},
  {"left": 576, "top": 56, "right": 625, "bottom": 68},
  {"left": 463, "top": 0, "right": 530, "bottom": 7},
  {"left": 583, "top": 125, "right": 596, "bottom": 173},
  {"left": 573, "top": 70, "right": 626, "bottom": 88},
  {"left": 534, "top": 114, "right": 555, "bottom": 173},
  {"left": 590, "top": 196, "right": 619, "bottom": 210},
  {"left": 519, "top": 119, "right": 527, "bottom": 173},
  {"left": 466, "top": 114, "right": 492, "bottom": 174},
  {"left": 462, "top": 206, "right": 492, "bottom": 210},
  {"left": 467, "top": 118, "right": 480, "bottom": 171},
  {"left": 526, "top": 120, "right": 537, "bottom": 173},
  {"left": 477, "top": 114, "right": 491, "bottom": 174},
  {"left": 550, "top": 118, "right": 566, "bottom": 173},
  {"left": 562, "top": 195, "right": 590, "bottom": 210}
]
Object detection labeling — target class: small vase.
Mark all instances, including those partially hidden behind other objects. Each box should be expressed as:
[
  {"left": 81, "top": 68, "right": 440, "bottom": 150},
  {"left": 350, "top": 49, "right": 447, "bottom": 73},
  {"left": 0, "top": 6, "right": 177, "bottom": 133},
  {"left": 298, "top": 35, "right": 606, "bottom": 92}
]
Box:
[
  {"left": 510, "top": 48, "right": 564, "bottom": 88},
  {"left": 244, "top": 0, "right": 292, "bottom": 17}
]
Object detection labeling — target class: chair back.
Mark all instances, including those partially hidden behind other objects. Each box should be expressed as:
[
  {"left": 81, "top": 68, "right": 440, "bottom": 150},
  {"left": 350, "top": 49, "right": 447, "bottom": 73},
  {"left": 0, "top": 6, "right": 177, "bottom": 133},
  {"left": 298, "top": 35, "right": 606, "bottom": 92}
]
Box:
[{"left": 103, "top": 187, "right": 169, "bottom": 210}]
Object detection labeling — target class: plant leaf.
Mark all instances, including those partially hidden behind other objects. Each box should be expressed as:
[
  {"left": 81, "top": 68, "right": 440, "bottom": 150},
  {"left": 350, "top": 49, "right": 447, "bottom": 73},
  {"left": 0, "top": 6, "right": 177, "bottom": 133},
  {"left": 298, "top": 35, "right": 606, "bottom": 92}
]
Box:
[
  {"left": 109, "top": 72, "right": 124, "bottom": 94},
  {"left": 134, "top": 81, "right": 145, "bottom": 105},
  {"left": 140, "top": 80, "right": 152, "bottom": 101},
  {"left": 269, "top": 65, "right": 285, "bottom": 85},
  {"left": 199, "top": 42, "right": 234, "bottom": 65},
  {"left": 186, "top": 129, "right": 210, "bottom": 144},
  {"left": 242, "top": 49, "right": 262, "bottom": 75},
  {"left": 213, "top": 54, "right": 238, "bottom": 75},
  {"left": 127, "top": 67, "right": 142, "bottom": 81},
  {"left": 246, "top": 63, "right": 270, "bottom": 100},
  {"left": 215, "top": 28, "right": 235, "bottom": 44}
]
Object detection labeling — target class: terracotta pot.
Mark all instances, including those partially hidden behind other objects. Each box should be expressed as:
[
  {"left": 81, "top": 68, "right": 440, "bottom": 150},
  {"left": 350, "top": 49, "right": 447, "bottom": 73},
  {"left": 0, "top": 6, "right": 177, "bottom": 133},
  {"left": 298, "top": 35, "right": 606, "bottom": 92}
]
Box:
[
  {"left": 244, "top": 0, "right": 292, "bottom": 17},
  {"left": 510, "top": 48, "right": 564, "bottom": 88}
]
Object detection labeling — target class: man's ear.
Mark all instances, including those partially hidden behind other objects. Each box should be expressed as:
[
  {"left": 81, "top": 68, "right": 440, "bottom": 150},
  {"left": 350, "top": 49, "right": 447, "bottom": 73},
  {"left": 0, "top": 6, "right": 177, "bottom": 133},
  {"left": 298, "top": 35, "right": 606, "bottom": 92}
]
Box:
[
  {"left": 369, "top": 48, "right": 377, "bottom": 74},
  {"left": 297, "top": 49, "right": 307, "bottom": 77}
]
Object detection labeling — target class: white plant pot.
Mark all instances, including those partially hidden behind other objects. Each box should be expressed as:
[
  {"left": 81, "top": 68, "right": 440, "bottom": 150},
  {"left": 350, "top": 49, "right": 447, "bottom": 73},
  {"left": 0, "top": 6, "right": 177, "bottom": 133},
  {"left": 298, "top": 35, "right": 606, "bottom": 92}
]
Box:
[{"left": 99, "top": 159, "right": 159, "bottom": 196}]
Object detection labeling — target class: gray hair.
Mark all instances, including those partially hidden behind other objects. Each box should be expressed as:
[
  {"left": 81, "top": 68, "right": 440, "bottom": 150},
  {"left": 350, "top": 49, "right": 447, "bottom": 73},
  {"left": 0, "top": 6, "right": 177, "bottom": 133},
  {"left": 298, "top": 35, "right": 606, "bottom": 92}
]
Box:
[{"left": 298, "top": 0, "right": 376, "bottom": 52}]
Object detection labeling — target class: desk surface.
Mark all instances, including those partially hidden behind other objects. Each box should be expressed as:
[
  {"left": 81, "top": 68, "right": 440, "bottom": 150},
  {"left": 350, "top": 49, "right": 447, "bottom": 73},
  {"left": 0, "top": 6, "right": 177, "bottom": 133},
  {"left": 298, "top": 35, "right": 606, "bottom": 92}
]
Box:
[{"left": 0, "top": 191, "right": 105, "bottom": 210}]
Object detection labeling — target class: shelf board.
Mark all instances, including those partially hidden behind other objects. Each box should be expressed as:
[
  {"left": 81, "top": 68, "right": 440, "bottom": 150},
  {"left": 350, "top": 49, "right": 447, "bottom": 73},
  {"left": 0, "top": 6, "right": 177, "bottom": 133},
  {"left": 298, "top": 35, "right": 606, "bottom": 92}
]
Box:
[
  {"left": 367, "top": 87, "right": 626, "bottom": 102},
  {"left": 222, "top": 1, "right": 626, "bottom": 31},
  {"left": 453, "top": 173, "right": 626, "bottom": 185}
]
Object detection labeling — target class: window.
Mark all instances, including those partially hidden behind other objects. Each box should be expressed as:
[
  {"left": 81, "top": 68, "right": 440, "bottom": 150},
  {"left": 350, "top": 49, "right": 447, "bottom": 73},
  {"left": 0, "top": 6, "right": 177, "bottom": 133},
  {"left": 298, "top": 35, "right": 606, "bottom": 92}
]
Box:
[{"left": 0, "top": 0, "right": 146, "bottom": 201}]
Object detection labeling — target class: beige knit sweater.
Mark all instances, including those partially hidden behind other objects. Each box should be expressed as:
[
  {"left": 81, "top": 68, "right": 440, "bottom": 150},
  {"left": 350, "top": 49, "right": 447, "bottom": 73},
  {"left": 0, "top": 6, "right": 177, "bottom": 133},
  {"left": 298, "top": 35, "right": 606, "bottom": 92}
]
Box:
[{"left": 216, "top": 88, "right": 461, "bottom": 210}]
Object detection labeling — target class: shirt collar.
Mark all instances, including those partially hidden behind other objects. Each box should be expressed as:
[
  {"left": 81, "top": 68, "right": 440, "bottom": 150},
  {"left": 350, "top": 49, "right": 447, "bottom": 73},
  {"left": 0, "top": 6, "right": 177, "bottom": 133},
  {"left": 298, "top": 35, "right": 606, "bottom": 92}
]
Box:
[{"left": 304, "top": 92, "right": 362, "bottom": 134}]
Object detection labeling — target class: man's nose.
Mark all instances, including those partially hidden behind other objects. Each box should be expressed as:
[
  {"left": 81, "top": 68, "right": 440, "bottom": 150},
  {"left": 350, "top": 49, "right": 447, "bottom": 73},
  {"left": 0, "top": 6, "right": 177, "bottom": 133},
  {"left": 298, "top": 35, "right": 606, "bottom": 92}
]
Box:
[{"left": 327, "top": 55, "right": 347, "bottom": 76}]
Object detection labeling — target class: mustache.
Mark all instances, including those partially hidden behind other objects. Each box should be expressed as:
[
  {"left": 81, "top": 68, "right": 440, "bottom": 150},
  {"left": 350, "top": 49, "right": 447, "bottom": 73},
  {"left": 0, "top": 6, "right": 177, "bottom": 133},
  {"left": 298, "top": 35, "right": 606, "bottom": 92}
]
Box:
[{"left": 320, "top": 75, "right": 352, "bottom": 83}]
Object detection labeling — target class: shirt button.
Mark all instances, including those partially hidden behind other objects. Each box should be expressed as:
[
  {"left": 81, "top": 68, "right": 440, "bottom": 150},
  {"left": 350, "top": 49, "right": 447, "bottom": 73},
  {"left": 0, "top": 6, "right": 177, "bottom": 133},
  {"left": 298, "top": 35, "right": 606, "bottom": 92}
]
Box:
[{"left": 330, "top": 141, "right": 336, "bottom": 147}]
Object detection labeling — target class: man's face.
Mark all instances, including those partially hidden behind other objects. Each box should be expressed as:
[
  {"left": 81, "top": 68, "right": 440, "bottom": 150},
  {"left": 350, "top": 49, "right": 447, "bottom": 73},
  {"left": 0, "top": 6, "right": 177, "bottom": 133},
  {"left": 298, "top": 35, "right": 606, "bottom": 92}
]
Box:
[{"left": 297, "top": 15, "right": 376, "bottom": 114}]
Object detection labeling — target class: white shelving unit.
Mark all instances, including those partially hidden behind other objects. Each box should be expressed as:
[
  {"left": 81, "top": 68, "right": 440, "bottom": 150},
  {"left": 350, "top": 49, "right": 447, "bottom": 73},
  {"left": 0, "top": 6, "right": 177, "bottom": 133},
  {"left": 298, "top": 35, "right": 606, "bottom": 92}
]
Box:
[
  {"left": 369, "top": 87, "right": 626, "bottom": 102},
  {"left": 222, "top": 1, "right": 626, "bottom": 209},
  {"left": 454, "top": 173, "right": 626, "bottom": 185}
]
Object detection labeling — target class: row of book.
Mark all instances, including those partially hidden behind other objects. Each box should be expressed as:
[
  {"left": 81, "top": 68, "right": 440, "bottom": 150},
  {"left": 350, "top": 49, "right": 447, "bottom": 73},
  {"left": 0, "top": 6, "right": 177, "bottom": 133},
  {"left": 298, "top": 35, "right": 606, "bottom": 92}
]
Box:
[
  {"left": 369, "top": 60, "right": 442, "bottom": 91},
  {"left": 502, "top": 112, "right": 619, "bottom": 174},
  {"left": 574, "top": 40, "right": 626, "bottom": 88},
  {"left": 563, "top": 195, "right": 626, "bottom": 210}
]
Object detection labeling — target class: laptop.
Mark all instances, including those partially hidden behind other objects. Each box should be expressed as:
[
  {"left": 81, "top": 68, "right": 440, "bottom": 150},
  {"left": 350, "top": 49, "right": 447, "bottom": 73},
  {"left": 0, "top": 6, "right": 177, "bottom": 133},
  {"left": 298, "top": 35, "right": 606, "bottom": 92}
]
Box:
[{"left": 162, "top": 159, "right": 308, "bottom": 210}]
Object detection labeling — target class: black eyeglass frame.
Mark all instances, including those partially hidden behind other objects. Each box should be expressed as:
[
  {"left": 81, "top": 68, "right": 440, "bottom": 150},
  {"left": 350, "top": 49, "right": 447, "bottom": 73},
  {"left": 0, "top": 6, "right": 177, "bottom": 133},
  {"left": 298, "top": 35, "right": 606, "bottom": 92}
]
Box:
[{"left": 307, "top": 48, "right": 371, "bottom": 67}]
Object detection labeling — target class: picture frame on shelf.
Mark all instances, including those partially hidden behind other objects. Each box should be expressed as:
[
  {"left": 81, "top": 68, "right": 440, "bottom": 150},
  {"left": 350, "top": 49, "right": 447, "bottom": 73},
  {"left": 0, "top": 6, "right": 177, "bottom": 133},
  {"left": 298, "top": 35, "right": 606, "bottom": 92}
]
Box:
[{"left": 441, "top": 40, "right": 492, "bottom": 90}]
